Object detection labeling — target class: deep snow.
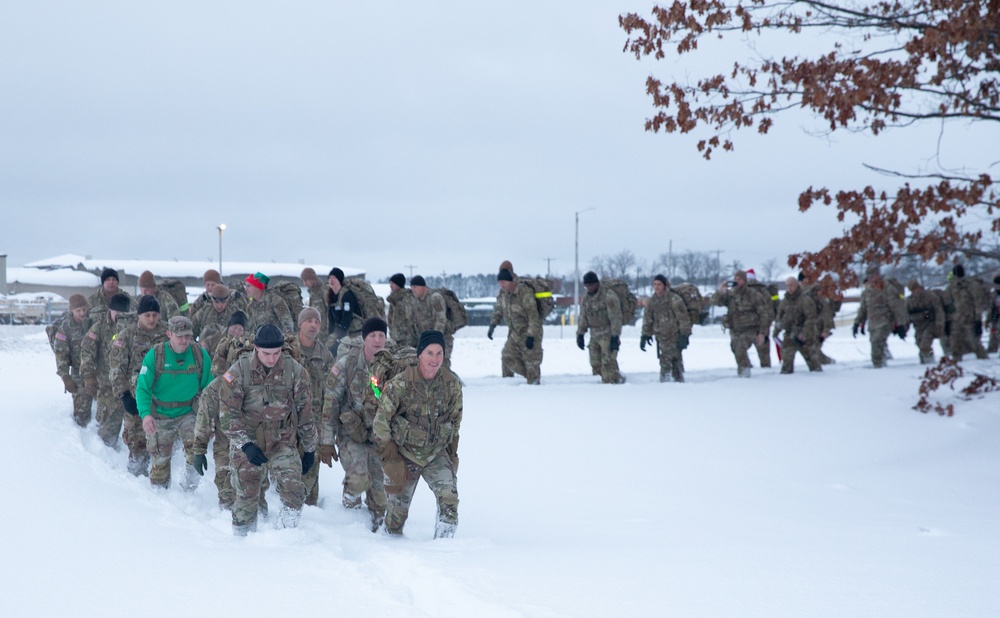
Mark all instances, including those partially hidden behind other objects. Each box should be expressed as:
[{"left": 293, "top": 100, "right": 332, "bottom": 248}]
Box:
[{"left": 1, "top": 323, "right": 998, "bottom": 617}]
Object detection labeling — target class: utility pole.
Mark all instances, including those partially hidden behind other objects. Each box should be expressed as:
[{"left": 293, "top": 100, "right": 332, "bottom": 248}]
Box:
[
  {"left": 404, "top": 264, "right": 417, "bottom": 278},
  {"left": 544, "top": 257, "right": 555, "bottom": 278},
  {"left": 574, "top": 208, "right": 596, "bottom": 323}
]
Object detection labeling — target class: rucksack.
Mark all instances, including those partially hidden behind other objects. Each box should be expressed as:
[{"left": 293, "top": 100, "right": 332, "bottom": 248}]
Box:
[
  {"left": 747, "top": 280, "right": 776, "bottom": 322},
  {"left": 602, "top": 278, "right": 638, "bottom": 325},
  {"left": 362, "top": 345, "right": 418, "bottom": 426},
  {"left": 160, "top": 279, "right": 189, "bottom": 312},
  {"left": 671, "top": 283, "right": 706, "bottom": 326},
  {"left": 272, "top": 281, "right": 304, "bottom": 319},
  {"left": 518, "top": 277, "right": 555, "bottom": 319},
  {"left": 45, "top": 313, "right": 68, "bottom": 352},
  {"left": 435, "top": 287, "right": 468, "bottom": 331},
  {"left": 342, "top": 278, "right": 386, "bottom": 320}
]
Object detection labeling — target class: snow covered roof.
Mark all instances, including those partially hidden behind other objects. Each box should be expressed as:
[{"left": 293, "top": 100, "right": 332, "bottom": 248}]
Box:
[
  {"left": 20, "top": 255, "right": 364, "bottom": 280},
  {"left": 7, "top": 266, "right": 99, "bottom": 287}
]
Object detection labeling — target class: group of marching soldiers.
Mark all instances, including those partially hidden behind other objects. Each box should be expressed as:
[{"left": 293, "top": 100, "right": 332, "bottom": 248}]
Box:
[{"left": 49, "top": 266, "right": 462, "bottom": 538}]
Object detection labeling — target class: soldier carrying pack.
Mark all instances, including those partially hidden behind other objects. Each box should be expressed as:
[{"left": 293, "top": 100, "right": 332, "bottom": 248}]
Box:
[
  {"left": 435, "top": 288, "right": 468, "bottom": 332},
  {"left": 671, "top": 283, "right": 707, "bottom": 326},
  {"left": 342, "top": 278, "right": 386, "bottom": 321},
  {"left": 518, "top": 277, "right": 555, "bottom": 319}
]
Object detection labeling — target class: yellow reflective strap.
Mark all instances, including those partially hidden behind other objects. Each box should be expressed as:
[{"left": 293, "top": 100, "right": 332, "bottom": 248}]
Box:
[{"left": 534, "top": 291, "right": 552, "bottom": 299}]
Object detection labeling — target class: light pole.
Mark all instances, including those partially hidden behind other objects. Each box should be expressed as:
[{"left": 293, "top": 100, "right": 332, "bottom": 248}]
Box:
[
  {"left": 217, "top": 224, "right": 226, "bottom": 277},
  {"left": 574, "top": 208, "right": 596, "bottom": 323}
]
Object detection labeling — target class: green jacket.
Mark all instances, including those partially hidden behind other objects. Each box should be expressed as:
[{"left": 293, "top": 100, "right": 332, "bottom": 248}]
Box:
[{"left": 136, "top": 343, "right": 213, "bottom": 418}]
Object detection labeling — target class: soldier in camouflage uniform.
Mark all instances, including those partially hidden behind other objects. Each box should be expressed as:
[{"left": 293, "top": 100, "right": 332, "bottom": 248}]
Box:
[
  {"left": 946, "top": 264, "right": 989, "bottom": 361},
  {"left": 745, "top": 270, "right": 777, "bottom": 368},
  {"left": 713, "top": 270, "right": 771, "bottom": 378},
  {"left": 487, "top": 268, "right": 543, "bottom": 384},
  {"left": 295, "top": 307, "right": 335, "bottom": 506},
  {"left": 111, "top": 295, "right": 169, "bottom": 475},
  {"left": 300, "top": 267, "right": 330, "bottom": 349},
  {"left": 188, "top": 269, "right": 223, "bottom": 319},
  {"left": 852, "top": 265, "right": 910, "bottom": 368},
  {"left": 373, "top": 330, "right": 462, "bottom": 538},
  {"left": 137, "top": 270, "right": 181, "bottom": 320},
  {"left": 410, "top": 275, "right": 453, "bottom": 367},
  {"left": 244, "top": 272, "right": 295, "bottom": 334},
  {"left": 137, "top": 316, "right": 213, "bottom": 489},
  {"left": 219, "top": 324, "right": 318, "bottom": 536},
  {"left": 80, "top": 293, "right": 132, "bottom": 448},
  {"left": 386, "top": 273, "right": 418, "bottom": 348},
  {"left": 87, "top": 267, "right": 134, "bottom": 318},
  {"left": 490, "top": 263, "right": 515, "bottom": 378},
  {"left": 906, "top": 279, "right": 945, "bottom": 364},
  {"left": 576, "top": 271, "right": 625, "bottom": 384},
  {"left": 192, "top": 284, "right": 243, "bottom": 344},
  {"left": 773, "top": 277, "right": 822, "bottom": 373},
  {"left": 322, "top": 317, "right": 391, "bottom": 531},
  {"left": 191, "top": 311, "right": 248, "bottom": 510},
  {"left": 640, "top": 275, "right": 692, "bottom": 383},
  {"left": 805, "top": 274, "right": 842, "bottom": 365},
  {"left": 53, "top": 294, "right": 94, "bottom": 426}
]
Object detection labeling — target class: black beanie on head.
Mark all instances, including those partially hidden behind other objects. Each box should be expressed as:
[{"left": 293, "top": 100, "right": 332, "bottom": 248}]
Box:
[
  {"left": 411, "top": 275, "right": 427, "bottom": 287},
  {"left": 328, "top": 268, "right": 345, "bottom": 284},
  {"left": 362, "top": 317, "right": 388, "bottom": 339},
  {"left": 389, "top": 273, "right": 406, "bottom": 288},
  {"left": 101, "top": 268, "right": 120, "bottom": 284},
  {"left": 498, "top": 268, "right": 514, "bottom": 282},
  {"left": 583, "top": 271, "right": 599, "bottom": 285},
  {"left": 953, "top": 264, "right": 965, "bottom": 278},
  {"left": 137, "top": 295, "right": 160, "bottom": 315},
  {"left": 416, "top": 330, "right": 445, "bottom": 356},
  {"left": 254, "top": 324, "right": 285, "bottom": 349},
  {"left": 653, "top": 274, "right": 668, "bottom": 286},
  {"left": 109, "top": 293, "right": 130, "bottom": 312},
  {"left": 227, "top": 311, "right": 247, "bottom": 328}
]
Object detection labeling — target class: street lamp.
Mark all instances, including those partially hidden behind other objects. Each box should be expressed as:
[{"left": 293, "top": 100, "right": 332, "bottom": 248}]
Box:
[
  {"left": 574, "top": 208, "right": 596, "bottom": 323},
  {"left": 217, "top": 224, "right": 226, "bottom": 277}
]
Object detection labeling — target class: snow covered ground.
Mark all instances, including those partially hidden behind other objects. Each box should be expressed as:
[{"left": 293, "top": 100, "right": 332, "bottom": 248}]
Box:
[{"left": 2, "top": 323, "right": 999, "bottom": 617}]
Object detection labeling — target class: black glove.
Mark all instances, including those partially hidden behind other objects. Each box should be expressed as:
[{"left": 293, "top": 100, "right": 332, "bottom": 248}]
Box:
[
  {"left": 120, "top": 392, "right": 139, "bottom": 416},
  {"left": 192, "top": 454, "right": 208, "bottom": 476},
  {"left": 794, "top": 335, "right": 806, "bottom": 347},
  {"left": 524, "top": 336, "right": 534, "bottom": 350},
  {"left": 894, "top": 325, "right": 907, "bottom": 340},
  {"left": 576, "top": 334, "right": 585, "bottom": 350},
  {"left": 241, "top": 442, "right": 268, "bottom": 466},
  {"left": 676, "top": 334, "right": 690, "bottom": 350},
  {"left": 640, "top": 335, "right": 652, "bottom": 351},
  {"left": 861, "top": 322, "right": 866, "bottom": 335},
  {"left": 301, "top": 451, "right": 315, "bottom": 475},
  {"left": 487, "top": 325, "right": 495, "bottom": 340},
  {"left": 944, "top": 322, "right": 951, "bottom": 336},
  {"left": 974, "top": 320, "right": 983, "bottom": 337},
  {"left": 609, "top": 336, "right": 620, "bottom": 351}
]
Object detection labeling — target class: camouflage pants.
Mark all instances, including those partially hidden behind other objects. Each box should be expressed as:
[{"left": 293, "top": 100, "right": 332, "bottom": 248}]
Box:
[
  {"left": 385, "top": 452, "right": 457, "bottom": 535},
  {"left": 145, "top": 412, "right": 197, "bottom": 489},
  {"left": 779, "top": 337, "right": 822, "bottom": 373},
  {"left": 299, "top": 441, "right": 319, "bottom": 507},
  {"left": 336, "top": 435, "right": 387, "bottom": 516},
  {"left": 950, "top": 321, "right": 988, "bottom": 360},
  {"left": 230, "top": 441, "right": 304, "bottom": 527},
  {"left": 192, "top": 380, "right": 235, "bottom": 508},
  {"left": 754, "top": 334, "right": 772, "bottom": 368},
  {"left": 868, "top": 323, "right": 892, "bottom": 368},
  {"left": 587, "top": 331, "right": 622, "bottom": 384},
  {"left": 67, "top": 373, "right": 94, "bottom": 427},
  {"left": 123, "top": 411, "right": 148, "bottom": 466},
  {"left": 501, "top": 332, "right": 542, "bottom": 384},
  {"left": 729, "top": 330, "right": 757, "bottom": 376},
  {"left": 913, "top": 323, "right": 937, "bottom": 364},
  {"left": 654, "top": 335, "right": 684, "bottom": 382},
  {"left": 96, "top": 382, "right": 127, "bottom": 447}
]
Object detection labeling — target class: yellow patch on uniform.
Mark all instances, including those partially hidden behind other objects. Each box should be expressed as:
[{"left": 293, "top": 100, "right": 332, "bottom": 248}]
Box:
[
  {"left": 331, "top": 366, "right": 341, "bottom": 376},
  {"left": 87, "top": 331, "right": 98, "bottom": 340},
  {"left": 223, "top": 371, "right": 235, "bottom": 383},
  {"left": 55, "top": 332, "right": 67, "bottom": 341}
]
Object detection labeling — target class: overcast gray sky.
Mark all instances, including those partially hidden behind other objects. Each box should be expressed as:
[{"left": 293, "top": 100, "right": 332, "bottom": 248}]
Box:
[{"left": 2, "top": 1, "right": 993, "bottom": 282}]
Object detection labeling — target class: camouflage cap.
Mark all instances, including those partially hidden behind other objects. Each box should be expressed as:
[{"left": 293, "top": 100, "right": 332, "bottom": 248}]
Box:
[{"left": 167, "top": 315, "right": 194, "bottom": 336}]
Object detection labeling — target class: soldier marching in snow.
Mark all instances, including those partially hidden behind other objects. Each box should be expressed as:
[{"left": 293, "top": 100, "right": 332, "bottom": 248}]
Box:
[{"left": 640, "top": 274, "right": 692, "bottom": 383}]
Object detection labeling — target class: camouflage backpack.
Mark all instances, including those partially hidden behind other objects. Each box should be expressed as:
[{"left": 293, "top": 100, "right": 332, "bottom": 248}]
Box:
[
  {"left": 272, "top": 281, "right": 304, "bottom": 319},
  {"left": 342, "top": 278, "right": 387, "bottom": 320},
  {"left": 435, "top": 287, "right": 468, "bottom": 332},
  {"left": 602, "top": 278, "right": 638, "bottom": 325},
  {"left": 45, "top": 313, "right": 69, "bottom": 352},
  {"left": 671, "top": 283, "right": 706, "bottom": 326},
  {"left": 747, "top": 280, "right": 777, "bottom": 322},
  {"left": 361, "top": 345, "right": 418, "bottom": 429},
  {"left": 159, "top": 279, "right": 189, "bottom": 312},
  {"left": 518, "top": 277, "right": 555, "bottom": 319}
]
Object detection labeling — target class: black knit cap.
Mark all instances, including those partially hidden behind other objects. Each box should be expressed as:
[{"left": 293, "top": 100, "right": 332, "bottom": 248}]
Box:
[
  {"left": 254, "top": 324, "right": 285, "bottom": 349},
  {"left": 653, "top": 274, "right": 668, "bottom": 286},
  {"left": 583, "top": 271, "right": 599, "bottom": 285},
  {"left": 416, "top": 330, "right": 445, "bottom": 356},
  {"left": 498, "top": 268, "right": 514, "bottom": 282},
  {"left": 362, "top": 317, "right": 388, "bottom": 339},
  {"left": 109, "top": 293, "right": 130, "bottom": 312},
  {"left": 227, "top": 311, "right": 247, "bottom": 328},
  {"left": 101, "top": 268, "right": 120, "bottom": 284},
  {"left": 953, "top": 264, "right": 965, "bottom": 278},
  {"left": 389, "top": 273, "right": 406, "bottom": 288},
  {"left": 328, "top": 267, "right": 345, "bottom": 284},
  {"left": 136, "top": 295, "right": 160, "bottom": 315},
  {"left": 411, "top": 275, "right": 427, "bottom": 287}
]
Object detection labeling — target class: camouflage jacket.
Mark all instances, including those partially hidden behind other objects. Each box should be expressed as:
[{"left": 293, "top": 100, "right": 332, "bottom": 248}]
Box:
[
  {"left": 246, "top": 288, "right": 295, "bottom": 335},
  {"left": 856, "top": 280, "right": 908, "bottom": 330},
  {"left": 151, "top": 289, "right": 181, "bottom": 320},
  {"left": 87, "top": 287, "right": 134, "bottom": 318},
  {"left": 386, "top": 287, "right": 418, "bottom": 347},
  {"left": 577, "top": 285, "right": 623, "bottom": 337},
  {"left": 53, "top": 314, "right": 93, "bottom": 378},
  {"left": 948, "top": 277, "right": 986, "bottom": 324},
  {"left": 775, "top": 288, "right": 818, "bottom": 342},
  {"left": 492, "top": 278, "right": 542, "bottom": 338},
  {"left": 372, "top": 365, "right": 463, "bottom": 467},
  {"left": 746, "top": 281, "right": 777, "bottom": 326},
  {"left": 219, "top": 353, "right": 317, "bottom": 454},
  {"left": 211, "top": 334, "right": 255, "bottom": 379},
  {"left": 411, "top": 290, "right": 448, "bottom": 335},
  {"left": 907, "top": 288, "right": 945, "bottom": 331},
  {"left": 713, "top": 284, "right": 770, "bottom": 335},
  {"left": 305, "top": 280, "right": 330, "bottom": 344},
  {"left": 109, "top": 321, "right": 169, "bottom": 397},
  {"left": 490, "top": 288, "right": 507, "bottom": 329},
  {"left": 192, "top": 300, "right": 243, "bottom": 342},
  {"left": 322, "top": 345, "right": 371, "bottom": 446},
  {"left": 80, "top": 313, "right": 131, "bottom": 385},
  {"left": 642, "top": 290, "right": 692, "bottom": 339},
  {"left": 298, "top": 338, "right": 334, "bottom": 440}
]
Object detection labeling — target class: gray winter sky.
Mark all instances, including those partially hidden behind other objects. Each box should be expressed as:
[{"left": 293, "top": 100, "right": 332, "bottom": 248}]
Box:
[{"left": 2, "top": 1, "right": 994, "bottom": 282}]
